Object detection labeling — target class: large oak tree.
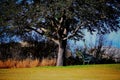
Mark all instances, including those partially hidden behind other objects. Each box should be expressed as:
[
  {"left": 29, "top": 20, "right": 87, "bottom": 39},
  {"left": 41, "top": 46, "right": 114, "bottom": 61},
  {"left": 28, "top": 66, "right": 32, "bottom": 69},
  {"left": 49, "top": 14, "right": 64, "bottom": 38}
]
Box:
[{"left": 0, "top": 0, "right": 120, "bottom": 66}]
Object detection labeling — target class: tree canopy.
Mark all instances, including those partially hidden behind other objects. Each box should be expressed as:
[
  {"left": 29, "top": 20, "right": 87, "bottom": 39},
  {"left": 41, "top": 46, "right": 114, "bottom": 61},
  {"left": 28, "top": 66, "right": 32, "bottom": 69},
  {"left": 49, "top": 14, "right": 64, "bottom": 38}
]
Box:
[
  {"left": 0, "top": 0, "right": 120, "bottom": 39},
  {"left": 0, "top": 0, "right": 120, "bottom": 66}
]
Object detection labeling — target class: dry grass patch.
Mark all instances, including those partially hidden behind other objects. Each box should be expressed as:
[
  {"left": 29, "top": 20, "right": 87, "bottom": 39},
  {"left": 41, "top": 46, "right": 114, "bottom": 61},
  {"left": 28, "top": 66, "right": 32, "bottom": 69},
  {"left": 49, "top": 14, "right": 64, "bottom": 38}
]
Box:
[
  {"left": 0, "top": 58, "right": 56, "bottom": 68},
  {"left": 39, "top": 58, "right": 56, "bottom": 66}
]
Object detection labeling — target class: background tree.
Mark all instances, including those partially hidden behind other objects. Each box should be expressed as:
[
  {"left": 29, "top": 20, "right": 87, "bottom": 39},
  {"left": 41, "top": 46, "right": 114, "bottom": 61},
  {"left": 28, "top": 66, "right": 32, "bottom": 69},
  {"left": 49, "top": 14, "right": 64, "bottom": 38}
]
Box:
[
  {"left": 0, "top": 0, "right": 120, "bottom": 66},
  {"left": 88, "top": 34, "right": 106, "bottom": 63}
]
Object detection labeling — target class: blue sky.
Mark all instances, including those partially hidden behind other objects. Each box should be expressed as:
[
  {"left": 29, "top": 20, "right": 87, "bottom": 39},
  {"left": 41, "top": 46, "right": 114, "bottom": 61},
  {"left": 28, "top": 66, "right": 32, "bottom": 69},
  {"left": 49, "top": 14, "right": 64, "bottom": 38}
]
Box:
[
  {"left": 85, "top": 29, "right": 120, "bottom": 48},
  {"left": 106, "top": 30, "right": 120, "bottom": 48},
  {"left": 68, "top": 29, "right": 120, "bottom": 53}
]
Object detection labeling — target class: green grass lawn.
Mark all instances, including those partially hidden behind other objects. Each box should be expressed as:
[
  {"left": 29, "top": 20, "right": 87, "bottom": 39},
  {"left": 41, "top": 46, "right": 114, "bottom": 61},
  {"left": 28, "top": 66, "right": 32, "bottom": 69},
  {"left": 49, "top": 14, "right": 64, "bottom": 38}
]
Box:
[{"left": 0, "top": 64, "right": 120, "bottom": 80}]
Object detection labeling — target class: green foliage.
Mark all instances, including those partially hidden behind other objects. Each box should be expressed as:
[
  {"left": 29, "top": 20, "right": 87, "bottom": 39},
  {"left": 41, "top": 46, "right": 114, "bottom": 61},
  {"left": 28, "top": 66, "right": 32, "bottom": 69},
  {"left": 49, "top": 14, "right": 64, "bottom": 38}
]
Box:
[
  {"left": 0, "top": 0, "right": 120, "bottom": 66},
  {"left": 0, "top": 0, "right": 120, "bottom": 39}
]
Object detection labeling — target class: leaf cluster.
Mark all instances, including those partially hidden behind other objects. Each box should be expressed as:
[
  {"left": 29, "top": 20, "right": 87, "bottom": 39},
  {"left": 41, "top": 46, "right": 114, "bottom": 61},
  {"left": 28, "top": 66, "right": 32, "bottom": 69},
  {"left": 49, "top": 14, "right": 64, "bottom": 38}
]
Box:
[{"left": 0, "top": 0, "right": 120, "bottom": 41}]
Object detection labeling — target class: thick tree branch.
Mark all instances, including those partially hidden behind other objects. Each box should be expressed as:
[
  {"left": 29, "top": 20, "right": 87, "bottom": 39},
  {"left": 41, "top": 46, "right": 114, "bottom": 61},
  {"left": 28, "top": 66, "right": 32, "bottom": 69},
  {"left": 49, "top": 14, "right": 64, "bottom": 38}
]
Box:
[
  {"left": 27, "top": 26, "right": 60, "bottom": 45},
  {"left": 63, "top": 19, "right": 100, "bottom": 40},
  {"left": 63, "top": 21, "right": 86, "bottom": 40},
  {"left": 41, "top": 28, "right": 48, "bottom": 32},
  {"left": 26, "top": 27, "right": 44, "bottom": 35},
  {"left": 51, "top": 38, "right": 59, "bottom": 45}
]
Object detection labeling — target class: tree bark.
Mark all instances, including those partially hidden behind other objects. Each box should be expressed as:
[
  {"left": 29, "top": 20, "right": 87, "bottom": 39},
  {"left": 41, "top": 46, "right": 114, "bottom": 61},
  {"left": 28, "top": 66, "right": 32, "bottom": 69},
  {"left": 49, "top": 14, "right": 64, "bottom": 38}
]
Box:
[{"left": 56, "top": 40, "right": 67, "bottom": 66}]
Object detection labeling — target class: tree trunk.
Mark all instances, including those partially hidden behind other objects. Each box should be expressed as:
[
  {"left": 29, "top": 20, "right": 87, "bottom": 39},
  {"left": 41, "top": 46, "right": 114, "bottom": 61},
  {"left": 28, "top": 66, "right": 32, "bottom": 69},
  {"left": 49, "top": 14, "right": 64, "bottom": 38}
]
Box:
[{"left": 56, "top": 40, "right": 67, "bottom": 66}]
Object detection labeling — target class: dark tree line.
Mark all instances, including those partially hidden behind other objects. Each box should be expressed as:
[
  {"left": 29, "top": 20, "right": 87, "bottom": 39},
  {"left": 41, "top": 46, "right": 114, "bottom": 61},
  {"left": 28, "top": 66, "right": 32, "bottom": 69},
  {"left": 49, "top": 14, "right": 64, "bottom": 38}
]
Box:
[
  {"left": 0, "top": 0, "right": 120, "bottom": 66},
  {"left": 0, "top": 40, "right": 57, "bottom": 61}
]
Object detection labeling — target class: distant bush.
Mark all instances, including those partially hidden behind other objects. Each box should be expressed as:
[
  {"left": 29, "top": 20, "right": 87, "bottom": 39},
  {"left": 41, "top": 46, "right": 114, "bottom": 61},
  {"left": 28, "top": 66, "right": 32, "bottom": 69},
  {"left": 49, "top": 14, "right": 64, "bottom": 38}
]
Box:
[
  {"left": 0, "top": 40, "right": 58, "bottom": 68},
  {"left": 0, "top": 41, "right": 57, "bottom": 61}
]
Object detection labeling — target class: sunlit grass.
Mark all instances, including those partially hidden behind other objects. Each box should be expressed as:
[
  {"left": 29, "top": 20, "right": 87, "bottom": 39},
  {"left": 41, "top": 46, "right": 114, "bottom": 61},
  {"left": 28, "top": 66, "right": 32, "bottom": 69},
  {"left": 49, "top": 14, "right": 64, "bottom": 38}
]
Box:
[{"left": 0, "top": 64, "right": 120, "bottom": 80}]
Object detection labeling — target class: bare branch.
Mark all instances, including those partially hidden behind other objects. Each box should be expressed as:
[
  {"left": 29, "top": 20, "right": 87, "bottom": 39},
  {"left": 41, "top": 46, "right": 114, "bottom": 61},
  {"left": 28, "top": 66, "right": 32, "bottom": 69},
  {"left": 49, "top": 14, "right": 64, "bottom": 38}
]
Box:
[
  {"left": 51, "top": 38, "right": 59, "bottom": 45},
  {"left": 26, "top": 27, "right": 44, "bottom": 35},
  {"left": 27, "top": 26, "right": 60, "bottom": 45},
  {"left": 63, "top": 21, "right": 86, "bottom": 40},
  {"left": 59, "top": 17, "right": 63, "bottom": 24},
  {"left": 41, "top": 28, "right": 48, "bottom": 32}
]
